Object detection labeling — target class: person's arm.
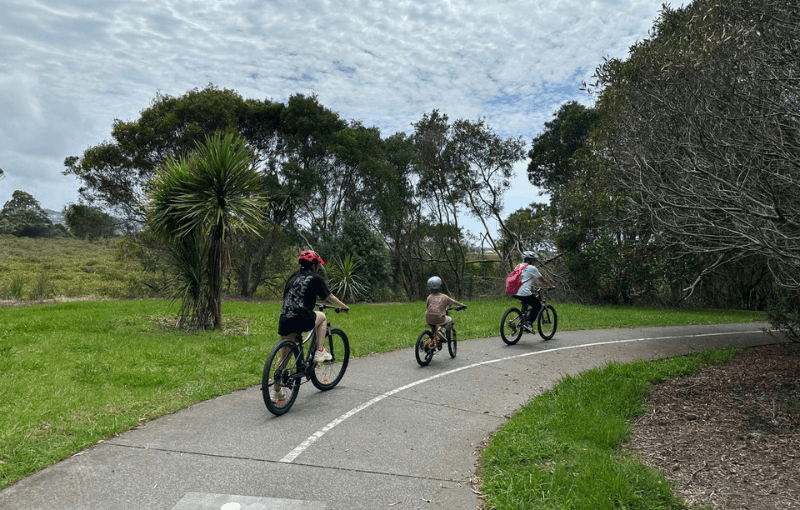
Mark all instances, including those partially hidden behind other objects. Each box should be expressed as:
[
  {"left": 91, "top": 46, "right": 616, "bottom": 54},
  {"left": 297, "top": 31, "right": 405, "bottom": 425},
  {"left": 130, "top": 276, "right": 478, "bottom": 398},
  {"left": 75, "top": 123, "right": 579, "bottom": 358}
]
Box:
[
  {"left": 537, "top": 275, "right": 556, "bottom": 289},
  {"left": 325, "top": 293, "right": 349, "bottom": 312},
  {"left": 449, "top": 295, "right": 466, "bottom": 308}
]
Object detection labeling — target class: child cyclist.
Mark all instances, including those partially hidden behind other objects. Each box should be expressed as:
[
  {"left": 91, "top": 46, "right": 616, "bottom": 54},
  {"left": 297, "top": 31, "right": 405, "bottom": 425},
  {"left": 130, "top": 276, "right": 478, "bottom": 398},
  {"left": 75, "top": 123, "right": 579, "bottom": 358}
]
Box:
[
  {"left": 515, "top": 250, "right": 556, "bottom": 328},
  {"left": 424, "top": 276, "right": 466, "bottom": 347}
]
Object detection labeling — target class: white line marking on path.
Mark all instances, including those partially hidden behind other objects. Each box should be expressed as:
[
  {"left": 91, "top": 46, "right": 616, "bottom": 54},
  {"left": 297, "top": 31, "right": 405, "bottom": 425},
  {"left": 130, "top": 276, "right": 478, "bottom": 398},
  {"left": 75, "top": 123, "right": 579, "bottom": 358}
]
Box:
[{"left": 279, "top": 330, "right": 767, "bottom": 463}]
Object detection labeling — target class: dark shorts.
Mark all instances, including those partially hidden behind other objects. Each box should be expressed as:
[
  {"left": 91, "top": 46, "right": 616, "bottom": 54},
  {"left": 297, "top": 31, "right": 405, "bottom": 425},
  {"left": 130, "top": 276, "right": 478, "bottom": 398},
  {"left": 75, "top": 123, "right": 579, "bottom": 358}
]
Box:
[
  {"left": 513, "top": 294, "right": 542, "bottom": 319},
  {"left": 278, "top": 313, "right": 316, "bottom": 336}
]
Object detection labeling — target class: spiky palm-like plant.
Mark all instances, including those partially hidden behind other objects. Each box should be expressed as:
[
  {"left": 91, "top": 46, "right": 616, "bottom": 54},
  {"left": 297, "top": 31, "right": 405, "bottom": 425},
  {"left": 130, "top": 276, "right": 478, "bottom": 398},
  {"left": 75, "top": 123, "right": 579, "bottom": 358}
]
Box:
[
  {"left": 148, "top": 133, "right": 268, "bottom": 329},
  {"left": 328, "top": 254, "right": 368, "bottom": 303}
]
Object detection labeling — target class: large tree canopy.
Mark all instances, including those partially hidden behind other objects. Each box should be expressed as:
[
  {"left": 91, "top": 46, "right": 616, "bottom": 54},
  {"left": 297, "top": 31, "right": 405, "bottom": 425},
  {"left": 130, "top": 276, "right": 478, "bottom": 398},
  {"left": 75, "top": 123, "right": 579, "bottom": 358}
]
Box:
[
  {"left": 592, "top": 0, "right": 800, "bottom": 292},
  {"left": 527, "top": 101, "right": 602, "bottom": 199},
  {"left": 64, "top": 85, "right": 281, "bottom": 226}
]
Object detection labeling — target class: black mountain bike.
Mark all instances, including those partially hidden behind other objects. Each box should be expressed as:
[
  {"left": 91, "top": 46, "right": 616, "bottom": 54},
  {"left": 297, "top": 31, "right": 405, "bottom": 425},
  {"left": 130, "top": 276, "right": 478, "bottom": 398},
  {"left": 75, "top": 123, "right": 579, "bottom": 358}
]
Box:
[
  {"left": 415, "top": 305, "right": 466, "bottom": 366},
  {"left": 500, "top": 289, "right": 557, "bottom": 344},
  {"left": 262, "top": 304, "right": 350, "bottom": 416}
]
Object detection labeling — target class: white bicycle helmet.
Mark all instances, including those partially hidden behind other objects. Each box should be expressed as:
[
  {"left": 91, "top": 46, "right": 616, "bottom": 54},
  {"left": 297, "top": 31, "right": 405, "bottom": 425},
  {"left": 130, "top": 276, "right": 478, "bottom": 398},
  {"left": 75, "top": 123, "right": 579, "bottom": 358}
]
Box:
[
  {"left": 427, "top": 276, "right": 443, "bottom": 290},
  {"left": 522, "top": 250, "right": 537, "bottom": 261}
]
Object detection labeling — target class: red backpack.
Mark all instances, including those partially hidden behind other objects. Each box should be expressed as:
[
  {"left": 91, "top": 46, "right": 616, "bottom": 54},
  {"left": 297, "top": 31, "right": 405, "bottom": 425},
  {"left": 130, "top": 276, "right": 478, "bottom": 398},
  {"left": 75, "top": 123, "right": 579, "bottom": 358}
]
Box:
[{"left": 505, "top": 264, "right": 529, "bottom": 294}]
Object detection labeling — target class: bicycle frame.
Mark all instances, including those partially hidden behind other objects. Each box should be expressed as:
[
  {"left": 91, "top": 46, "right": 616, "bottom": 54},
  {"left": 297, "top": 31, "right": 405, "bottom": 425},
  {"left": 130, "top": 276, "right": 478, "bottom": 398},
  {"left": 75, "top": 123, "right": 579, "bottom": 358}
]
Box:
[
  {"left": 519, "top": 289, "right": 547, "bottom": 321},
  {"left": 263, "top": 303, "right": 351, "bottom": 415},
  {"left": 500, "top": 288, "right": 557, "bottom": 344},
  {"left": 279, "top": 306, "right": 338, "bottom": 385}
]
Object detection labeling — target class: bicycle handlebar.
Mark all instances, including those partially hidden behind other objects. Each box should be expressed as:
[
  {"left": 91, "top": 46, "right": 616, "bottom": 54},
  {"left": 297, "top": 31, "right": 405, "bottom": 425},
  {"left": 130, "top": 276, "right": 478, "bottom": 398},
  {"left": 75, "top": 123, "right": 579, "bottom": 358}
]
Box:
[
  {"left": 447, "top": 305, "right": 467, "bottom": 311},
  {"left": 315, "top": 303, "right": 349, "bottom": 313}
]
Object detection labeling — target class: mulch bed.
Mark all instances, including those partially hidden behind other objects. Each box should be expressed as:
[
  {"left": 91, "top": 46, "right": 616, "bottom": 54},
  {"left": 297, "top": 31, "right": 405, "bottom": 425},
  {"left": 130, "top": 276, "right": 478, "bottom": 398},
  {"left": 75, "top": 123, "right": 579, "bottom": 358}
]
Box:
[{"left": 630, "top": 342, "right": 800, "bottom": 509}]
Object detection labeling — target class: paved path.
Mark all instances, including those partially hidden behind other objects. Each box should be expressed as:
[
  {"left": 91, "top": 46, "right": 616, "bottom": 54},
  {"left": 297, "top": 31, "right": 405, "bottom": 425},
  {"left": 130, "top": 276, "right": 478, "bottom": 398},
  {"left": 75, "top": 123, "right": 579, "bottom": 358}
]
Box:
[{"left": 0, "top": 323, "right": 783, "bottom": 510}]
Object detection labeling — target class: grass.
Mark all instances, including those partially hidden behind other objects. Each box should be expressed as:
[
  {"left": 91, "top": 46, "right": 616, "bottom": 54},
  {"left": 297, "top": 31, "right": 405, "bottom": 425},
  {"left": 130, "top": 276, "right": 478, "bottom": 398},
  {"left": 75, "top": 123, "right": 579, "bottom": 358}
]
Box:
[
  {"left": 0, "top": 297, "right": 764, "bottom": 493},
  {"left": 478, "top": 349, "right": 741, "bottom": 509},
  {"left": 0, "top": 236, "right": 148, "bottom": 299}
]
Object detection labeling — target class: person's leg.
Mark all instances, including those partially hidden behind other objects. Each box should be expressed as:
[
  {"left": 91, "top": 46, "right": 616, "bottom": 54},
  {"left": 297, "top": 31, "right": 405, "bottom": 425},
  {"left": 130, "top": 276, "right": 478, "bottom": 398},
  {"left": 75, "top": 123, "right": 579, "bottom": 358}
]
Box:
[
  {"left": 313, "top": 311, "right": 333, "bottom": 362},
  {"left": 529, "top": 296, "right": 542, "bottom": 323},
  {"left": 438, "top": 316, "right": 452, "bottom": 346},
  {"left": 313, "top": 311, "right": 327, "bottom": 351},
  {"left": 272, "top": 334, "right": 297, "bottom": 394},
  {"left": 518, "top": 297, "right": 530, "bottom": 323}
]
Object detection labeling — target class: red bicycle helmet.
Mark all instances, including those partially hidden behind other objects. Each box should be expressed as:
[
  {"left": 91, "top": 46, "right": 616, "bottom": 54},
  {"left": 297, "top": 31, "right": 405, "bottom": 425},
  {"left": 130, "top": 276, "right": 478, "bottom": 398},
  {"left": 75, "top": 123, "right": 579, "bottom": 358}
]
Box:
[{"left": 299, "top": 250, "right": 325, "bottom": 266}]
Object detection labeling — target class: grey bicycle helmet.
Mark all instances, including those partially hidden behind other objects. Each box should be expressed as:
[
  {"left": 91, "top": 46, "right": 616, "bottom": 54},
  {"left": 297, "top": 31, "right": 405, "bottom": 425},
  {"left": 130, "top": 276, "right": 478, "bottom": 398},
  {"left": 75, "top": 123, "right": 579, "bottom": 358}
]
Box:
[
  {"left": 427, "top": 276, "right": 443, "bottom": 290},
  {"left": 522, "top": 250, "right": 538, "bottom": 261}
]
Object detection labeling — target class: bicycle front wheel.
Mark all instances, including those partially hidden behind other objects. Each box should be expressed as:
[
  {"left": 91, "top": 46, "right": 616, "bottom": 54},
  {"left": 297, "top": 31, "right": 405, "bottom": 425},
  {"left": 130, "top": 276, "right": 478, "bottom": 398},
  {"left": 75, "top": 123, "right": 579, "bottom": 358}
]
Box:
[
  {"left": 262, "top": 339, "right": 301, "bottom": 416},
  {"left": 415, "top": 330, "right": 435, "bottom": 366},
  {"left": 447, "top": 326, "right": 457, "bottom": 358},
  {"left": 311, "top": 328, "right": 350, "bottom": 390},
  {"left": 537, "top": 304, "right": 558, "bottom": 340},
  {"left": 500, "top": 308, "right": 524, "bottom": 345}
]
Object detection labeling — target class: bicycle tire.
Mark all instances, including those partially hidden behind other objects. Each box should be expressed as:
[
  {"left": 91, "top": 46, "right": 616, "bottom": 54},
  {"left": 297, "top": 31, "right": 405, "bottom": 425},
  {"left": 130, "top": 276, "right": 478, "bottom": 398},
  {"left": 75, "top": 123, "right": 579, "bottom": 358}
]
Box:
[
  {"left": 262, "top": 339, "right": 301, "bottom": 416},
  {"left": 537, "top": 304, "right": 558, "bottom": 340},
  {"left": 500, "top": 307, "right": 524, "bottom": 345},
  {"left": 415, "top": 330, "right": 435, "bottom": 366},
  {"left": 311, "top": 328, "right": 350, "bottom": 390},
  {"left": 447, "top": 326, "right": 457, "bottom": 358}
]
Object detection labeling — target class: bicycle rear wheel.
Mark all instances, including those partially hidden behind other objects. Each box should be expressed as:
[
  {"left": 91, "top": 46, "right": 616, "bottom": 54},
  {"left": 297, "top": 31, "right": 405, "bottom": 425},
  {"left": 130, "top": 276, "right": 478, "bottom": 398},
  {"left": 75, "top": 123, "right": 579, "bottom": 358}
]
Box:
[
  {"left": 415, "top": 330, "right": 435, "bottom": 366},
  {"left": 500, "top": 307, "right": 524, "bottom": 345},
  {"left": 537, "top": 304, "right": 558, "bottom": 340},
  {"left": 311, "top": 328, "right": 350, "bottom": 390},
  {"left": 262, "top": 339, "right": 301, "bottom": 416},
  {"left": 447, "top": 326, "right": 457, "bottom": 358}
]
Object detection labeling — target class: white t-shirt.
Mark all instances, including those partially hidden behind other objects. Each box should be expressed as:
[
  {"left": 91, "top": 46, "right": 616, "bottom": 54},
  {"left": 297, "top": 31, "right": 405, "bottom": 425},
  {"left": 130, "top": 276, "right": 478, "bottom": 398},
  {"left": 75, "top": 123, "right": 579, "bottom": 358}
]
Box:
[{"left": 516, "top": 263, "right": 542, "bottom": 297}]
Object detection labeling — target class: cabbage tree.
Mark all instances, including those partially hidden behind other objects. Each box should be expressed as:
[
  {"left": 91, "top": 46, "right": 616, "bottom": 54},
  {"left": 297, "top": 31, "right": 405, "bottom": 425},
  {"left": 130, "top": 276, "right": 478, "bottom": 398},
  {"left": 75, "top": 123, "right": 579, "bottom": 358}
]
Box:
[{"left": 148, "top": 133, "right": 269, "bottom": 329}]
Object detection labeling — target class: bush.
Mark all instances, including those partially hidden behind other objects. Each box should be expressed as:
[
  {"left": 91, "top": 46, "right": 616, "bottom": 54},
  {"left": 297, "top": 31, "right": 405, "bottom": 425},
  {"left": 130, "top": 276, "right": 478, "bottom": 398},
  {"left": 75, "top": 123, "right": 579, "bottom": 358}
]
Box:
[{"left": 766, "top": 287, "right": 800, "bottom": 341}]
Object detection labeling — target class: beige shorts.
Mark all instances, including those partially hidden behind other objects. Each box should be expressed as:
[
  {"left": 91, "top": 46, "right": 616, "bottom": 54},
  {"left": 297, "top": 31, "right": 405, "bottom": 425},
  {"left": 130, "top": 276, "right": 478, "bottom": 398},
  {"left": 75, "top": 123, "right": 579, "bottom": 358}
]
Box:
[{"left": 427, "top": 315, "right": 453, "bottom": 328}]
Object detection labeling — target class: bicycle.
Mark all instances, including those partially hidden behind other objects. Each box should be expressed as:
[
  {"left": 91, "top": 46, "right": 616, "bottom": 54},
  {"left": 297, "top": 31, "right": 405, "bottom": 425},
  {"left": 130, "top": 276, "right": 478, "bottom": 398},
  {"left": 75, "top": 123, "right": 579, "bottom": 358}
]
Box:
[
  {"left": 500, "top": 289, "right": 557, "bottom": 344},
  {"left": 262, "top": 303, "right": 350, "bottom": 416},
  {"left": 415, "top": 305, "right": 467, "bottom": 366}
]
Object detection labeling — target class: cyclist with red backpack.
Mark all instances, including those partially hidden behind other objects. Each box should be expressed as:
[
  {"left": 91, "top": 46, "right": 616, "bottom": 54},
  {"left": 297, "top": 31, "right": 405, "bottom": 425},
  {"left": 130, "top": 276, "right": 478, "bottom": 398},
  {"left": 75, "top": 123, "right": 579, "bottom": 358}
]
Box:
[{"left": 511, "top": 251, "right": 556, "bottom": 329}]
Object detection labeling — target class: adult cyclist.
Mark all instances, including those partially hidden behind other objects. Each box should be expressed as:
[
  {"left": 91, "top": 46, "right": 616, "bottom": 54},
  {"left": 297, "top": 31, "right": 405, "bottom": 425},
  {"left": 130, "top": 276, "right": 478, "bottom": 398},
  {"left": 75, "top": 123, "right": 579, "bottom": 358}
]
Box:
[
  {"left": 514, "top": 251, "right": 556, "bottom": 328},
  {"left": 278, "top": 250, "right": 349, "bottom": 363}
]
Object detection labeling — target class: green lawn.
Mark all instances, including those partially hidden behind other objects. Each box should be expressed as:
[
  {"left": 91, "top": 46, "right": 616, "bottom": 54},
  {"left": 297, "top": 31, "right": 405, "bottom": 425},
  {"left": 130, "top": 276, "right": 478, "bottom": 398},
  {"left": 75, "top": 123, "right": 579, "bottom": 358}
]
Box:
[
  {"left": 478, "top": 349, "right": 740, "bottom": 509},
  {"left": 0, "top": 298, "right": 764, "bottom": 494}
]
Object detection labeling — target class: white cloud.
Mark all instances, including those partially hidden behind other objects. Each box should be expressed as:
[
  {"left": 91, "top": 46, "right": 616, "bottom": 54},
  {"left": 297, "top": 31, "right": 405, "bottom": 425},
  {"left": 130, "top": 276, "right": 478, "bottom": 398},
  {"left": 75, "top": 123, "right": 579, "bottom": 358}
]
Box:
[{"left": 0, "top": 0, "right": 665, "bottom": 221}]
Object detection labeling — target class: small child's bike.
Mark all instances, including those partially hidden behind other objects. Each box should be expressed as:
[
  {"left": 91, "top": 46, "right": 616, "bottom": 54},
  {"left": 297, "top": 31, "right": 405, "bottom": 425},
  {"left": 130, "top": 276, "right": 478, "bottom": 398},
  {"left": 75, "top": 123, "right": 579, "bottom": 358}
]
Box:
[
  {"left": 500, "top": 288, "right": 557, "bottom": 344},
  {"left": 262, "top": 303, "right": 350, "bottom": 416},
  {"left": 415, "top": 305, "right": 467, "bottom": 366}
]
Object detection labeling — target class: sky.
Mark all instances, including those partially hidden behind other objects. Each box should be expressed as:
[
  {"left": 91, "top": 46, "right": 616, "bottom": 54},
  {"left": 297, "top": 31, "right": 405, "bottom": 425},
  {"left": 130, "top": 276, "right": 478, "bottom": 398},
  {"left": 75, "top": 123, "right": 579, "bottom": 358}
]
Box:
[{"left": 0, "top": 0, "right": 666, "bottom": 233}]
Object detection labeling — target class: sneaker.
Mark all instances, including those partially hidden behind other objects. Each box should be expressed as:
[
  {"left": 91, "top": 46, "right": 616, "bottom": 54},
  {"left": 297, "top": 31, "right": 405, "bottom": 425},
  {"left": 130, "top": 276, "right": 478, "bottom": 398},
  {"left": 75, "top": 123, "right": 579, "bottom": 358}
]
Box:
[
  {"left": 270, "top": 389, "right": 286, "bottom": 402},
  {"left": 524, "top": 321, "right": 533, "bottom": 331},
  {"left": 314, "top": 348, "right": 333, "bottom": 363}
]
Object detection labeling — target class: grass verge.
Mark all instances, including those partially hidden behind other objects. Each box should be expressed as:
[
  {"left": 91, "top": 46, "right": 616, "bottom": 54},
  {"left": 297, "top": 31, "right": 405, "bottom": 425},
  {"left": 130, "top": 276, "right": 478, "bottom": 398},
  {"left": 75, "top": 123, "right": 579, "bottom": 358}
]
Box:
[
  {"left": 477, "top": 348, "right": 741, "bottom": 509},
  {"left": 0, "top": 298, "right": 763, "bottom": 491}
]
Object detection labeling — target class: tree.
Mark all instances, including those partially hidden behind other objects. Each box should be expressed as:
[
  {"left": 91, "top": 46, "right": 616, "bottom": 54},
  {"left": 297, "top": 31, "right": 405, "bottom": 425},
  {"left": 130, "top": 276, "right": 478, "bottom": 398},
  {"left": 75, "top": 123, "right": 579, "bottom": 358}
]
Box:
[
  {"left": 591, "top": 0, "right": 800, "bottom": 297},
  {"left": 319, "top": 212, "right": 392, "bottom": 302},
  {"left": 450, "top": 117, "right": 526, "bottom": 268},
  {"left": 147, "top": 133, "right": 269, "bottom": 330},
  {"left": 500, "top": 203, "right": 558, "bottom": 262},
  {"left": 0, "top": 191, "right": 58, "bottom": 238},
  {"left": 368, "top": 132, "right": 426, "bottom": 300},
  {"left": 63, "top": 204, "right": 117, "bottom": 239},
  {"left": 227, "top": 223, "right": 292, "bottom": 298},
  {"left": 65, "top": 85, "right": 281, "bottom": 228},
  {"left": 413, "top": 110, "right": 470, "bottom": 297},
  {"left": 527, "top": 101, "right": 602, "bottom": 201}
]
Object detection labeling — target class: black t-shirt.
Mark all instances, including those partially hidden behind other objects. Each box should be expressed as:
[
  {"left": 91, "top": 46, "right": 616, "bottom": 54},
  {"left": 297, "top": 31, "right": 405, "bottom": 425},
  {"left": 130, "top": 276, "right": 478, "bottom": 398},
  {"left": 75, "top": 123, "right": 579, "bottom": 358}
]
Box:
[{"left": 279, "top": 269, "right": 331, "bottom": 322}]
